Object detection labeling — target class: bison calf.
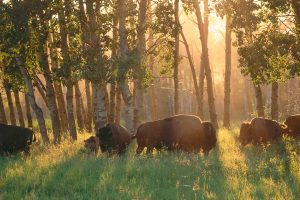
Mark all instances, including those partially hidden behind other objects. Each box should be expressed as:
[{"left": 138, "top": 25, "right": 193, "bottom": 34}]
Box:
[
  {"left": 239, "top": 118, "right": 286, "bottom": 146},
  {"left": 96, "top": 123, "right": 131, "bottom": 155},
  {"left": 0, "top": 124, "right": 35, "bottom": 155},
  {"left": 84, "top": 136, "right": 100, "bottom": 154}
]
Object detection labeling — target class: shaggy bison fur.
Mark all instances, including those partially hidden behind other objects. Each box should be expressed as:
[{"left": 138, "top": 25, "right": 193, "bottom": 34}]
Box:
[
  {"left": 239, "top": 118, "right": 287, "bottom": 146},
  {"left": 284, "top": 115, "right": 300, "bottom": 137},
  {"left": 0, "top": 124, "right": 36, "bottom": 155},
  {"left": 96, "top": 123, "right": 131, "bottom": 155},
  {"left": 135, "top": 115, "right": 217, "bottom": 154},
  {"left": 84, "top": 136, "right": 100, "bottom": 154}
]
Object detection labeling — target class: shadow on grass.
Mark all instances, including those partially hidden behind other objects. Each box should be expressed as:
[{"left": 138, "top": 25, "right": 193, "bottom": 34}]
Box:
[{"left": 241, "top": 138, "right": 300, "bottom": 199}]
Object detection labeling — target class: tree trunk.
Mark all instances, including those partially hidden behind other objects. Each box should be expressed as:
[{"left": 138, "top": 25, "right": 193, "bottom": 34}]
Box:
[
  {"left": 0, "top": 91, "right": 7, "bottom": 124},
  {"left": 118, "top": 0, "right": 134, "bottom": 133},
  {"left": 147, "top": 4, "right": 158, "bottom": 120},
  {"left": 115, "top": 85, "right": 122, "bottom": 124},
  {"left": 66, "top": 84, "right": 77, "bottom": 140},
  {"left": 85, "top": 80, "right": 92, "bottom": 132},
  {"left": 49, "top": 32, "right": 69, "bottom": 133},
  {"left": 92, "top": 82, "right": 108, "bottom": 131},
  {"left": 4, "top": 83, "right": 16, "bottom": 125},
  {"left": 24, "top": 94, "right": 33, "bottom": 128},
  {"left": 80, "top": 95, "right": 88, "bottom": 129},
  {"left": 134, "top": 0, "right": 148, "bottom": 129},
  {"left": 198, "top": 0, "right": 209, "bottom": 119},
  {"left": 223, "top": 15, "right": 232, "bottom": 128},
  {"left": 13, "top": 90, "right": 25, "bottom": 127},
  {"left": 271, "top": 82, "right": 279, "bottom": 121},
  {"left": 75, "top": 82, "right": 84, "bottom": 131},
  {"left": 58, "top": 0, "right": 77, "bottom": 140},
  {"left": 40, "top": 43, "right": 61, "bottom": 144},
  {"left": 34, "top": 78, "right": 48, "bottom": 107},
  {"left": 193, "top": 0, "right": 219, "bottom": 129},
  {"left": 16, "top": 57, "right": 49, "bottom": 143},
  {"left": 174, "top": 0, "right": 180, "bottom": 114},
  {"left": 254, "top": 84, "right": 265, "bottom": 118},
  {"left": 180, "top": 30, "right": 201, "bottom": 116},
  {"left": 108, "top": 82, "right": 116, "bottom": 123}
]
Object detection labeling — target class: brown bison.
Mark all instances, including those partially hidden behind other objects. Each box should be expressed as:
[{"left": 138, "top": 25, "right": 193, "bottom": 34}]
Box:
[
  {"left": 84, "top": 136, "right": 100, "bottom": 154},
  {"left": 0, "top": 124, "right": 36, "bottom": 155},
  {"left": 135, "top": 115, "right": 217, "bottom": 154},
  {"left": 283, "top": 115, "right": 300, "bottom": 137},
  {"left": 239, "top": 118, "right": 287, "bottom": 146},
  {"left": 96, "top": 123, "right": 131, "bottom": 155}
]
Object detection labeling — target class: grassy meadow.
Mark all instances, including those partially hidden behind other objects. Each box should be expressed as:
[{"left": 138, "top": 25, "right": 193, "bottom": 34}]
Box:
[{"left": 0, "top": 128, "right": 300, "bottom": 200}]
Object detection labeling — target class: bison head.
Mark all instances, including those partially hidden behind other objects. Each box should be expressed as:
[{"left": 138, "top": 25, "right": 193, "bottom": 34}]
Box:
[
  {"left": 96, "top": 124, "right": 114, "bottom": 152},
  {"left": 239, "top": 122, "right": 251, "bottom": 146},
  {"left": 84, "top": 136, "right": 99, "bottom": 154}
]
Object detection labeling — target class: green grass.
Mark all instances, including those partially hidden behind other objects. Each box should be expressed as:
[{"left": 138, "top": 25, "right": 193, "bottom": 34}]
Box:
[{"left": 0, "top": 128, "right": 300, "bottom": 200}]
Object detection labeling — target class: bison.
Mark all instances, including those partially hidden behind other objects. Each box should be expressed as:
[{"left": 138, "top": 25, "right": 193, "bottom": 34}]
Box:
[
  {"left": 283, "top": 115, "right": 300, "bottom": 137},
  {"left": 0, "top": 124, "right": 36, "bottom": 155},
  {"left": 135, "top": 115, "right": 217, "bottom": 154},
  {"left": 96, "top": 123, "right": 131, "bottom": 155},
  {"left": 239, "top": 118, "right": 287, "bottom": 146},
  {"left": 84, "top": 136, "right": 100, "bottom": 154}
]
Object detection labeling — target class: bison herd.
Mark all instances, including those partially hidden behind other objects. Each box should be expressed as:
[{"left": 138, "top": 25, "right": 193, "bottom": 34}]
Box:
[
  {"left": 84, "top": 114, "right": 300, "bottom": 156},
  {"left": 1, "top": 114, "right": 300, "bottom": 156}
]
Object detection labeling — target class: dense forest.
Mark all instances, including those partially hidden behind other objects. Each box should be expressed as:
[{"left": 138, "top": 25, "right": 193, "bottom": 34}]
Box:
[
  {"left": 0, "top": 0, "right": 299, "bottom": 143},
  {"left": 1, "top": 1, "right": 300, "bottom": 199}
]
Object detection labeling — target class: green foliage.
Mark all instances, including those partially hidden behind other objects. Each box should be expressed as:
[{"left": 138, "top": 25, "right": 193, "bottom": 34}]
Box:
[
  {"left": 1, "top": 129, "right": 300, "bottom": 199},
  {"left": 213, "top": 0, "right": 300, "bottom": 84}
]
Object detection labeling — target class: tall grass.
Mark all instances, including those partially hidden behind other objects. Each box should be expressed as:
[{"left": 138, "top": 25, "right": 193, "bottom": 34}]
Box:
[{"left": 0, "top": 128, "right": 299, "bottom": 200}]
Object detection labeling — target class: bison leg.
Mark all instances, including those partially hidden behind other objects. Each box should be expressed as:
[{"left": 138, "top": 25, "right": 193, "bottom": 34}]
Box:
[
  {"left": 146, "top": 147, "right": 153, "bottom": 155},
  {"left": 136, "top": 146, "right": 144, "bottom": 155}
]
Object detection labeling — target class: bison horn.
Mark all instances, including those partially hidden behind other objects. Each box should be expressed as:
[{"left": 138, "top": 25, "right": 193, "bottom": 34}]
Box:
[{"left": 280, "top": 124, "right": 288, "bottom": 129}]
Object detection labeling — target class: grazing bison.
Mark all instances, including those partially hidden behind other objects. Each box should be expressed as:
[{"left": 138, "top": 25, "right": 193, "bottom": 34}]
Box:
[
  {"left": 135, "top": 115, "right": 217, "bottom": 154},
  {"left": 239, "top": 118, "right": 286, "bottom": 146},
  {"left": 84, "top": 136, "right": 100, "bottom": 154},
  {"left": 0, "top": 124, "right": 36, "bottom": 155},
  {"left": 283, "top": 115, "right": 300, "bottom": 137},
  {"left": 96, "top": 123, "right": 131, "bottom": 155}
]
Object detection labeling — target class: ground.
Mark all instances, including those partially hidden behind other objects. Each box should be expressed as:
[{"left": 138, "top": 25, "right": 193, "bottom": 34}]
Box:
[{"left": 0, "top": 128, "right": 300, "bottom": 200}]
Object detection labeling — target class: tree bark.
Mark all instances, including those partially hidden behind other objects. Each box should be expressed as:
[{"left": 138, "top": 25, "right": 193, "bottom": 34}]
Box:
[
  {"left": 92, "top": 82, "right": 108, "bottom": 131},
  {"left": 49, "top": 32, "right": 69, "bottom": 133},
  {"left": 66, "top": 84, "right": 77, "bottom": 140},
  {"left": 24, "top": 94, "right": 33, "bottom": 128},
  {"left": 13, "top": 90, "right": 25, "bottom": 127},
  {"left": 118, "top": 0, "right": 134, "bottom": 133},
  {"left": 174, "top": 0, "right": 180, "bottom": 114},
  {"left": 41, "top": 42, "right": 62, "bottom": 144},
  {"left": 16, "top": 57, "right": 49, "bottom": 143},
  {"left": 193, "top": 0, "right": 219, "bottom": 129},
  {"left": 0, "top": 91, "right": 7, "bottom": 124},
  {"left": 77, "top": 0, "right": 92, "bottom": 132},
  {"left": 223, "top": 15, "right": 232, "bottom": 128},
  {"left": 58, "top": 0, "right": 77, "bottom": 140},
  {"left": 180, "top": 30, "right": 201, "bottom": 116},
  {"left": 134, "top": 0, "right": 148, "bottom": 129},
  {"left": 198, "top": 0, "right": 209, "bottom": 119},
  {"left": 4, "top": 83, "right": 16, "bottom": 125},
  {"left": 75, "top": 82, "right": 84, "bottom": 131},
  {"left": 271, "top": 82, "right": 279, "bottom": 121},
  {"left": 34, "top": 78, "right": 48, "bottom": 107},
  {"left": 254, "top": 84, "right": 265, "bottom": 118},
  {"left": 115, "top": 84, "right": 122, "bottom": 124},
  {"left": 85, "top": 80, "right": 92, "bottom": 132},
  {"left": 108, "top": 82, "right": 116, "bottom": 123}
]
